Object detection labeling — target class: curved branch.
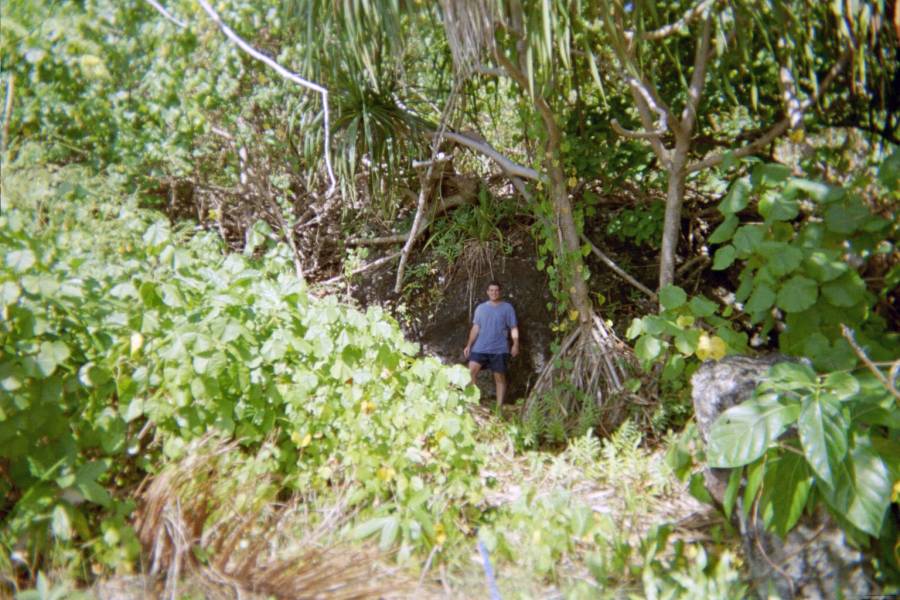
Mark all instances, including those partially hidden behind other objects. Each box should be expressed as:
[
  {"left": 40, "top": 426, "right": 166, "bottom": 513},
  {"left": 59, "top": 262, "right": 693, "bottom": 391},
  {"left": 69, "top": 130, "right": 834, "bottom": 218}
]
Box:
[
  {"left": 580, "top": 234, "right": 657, "bottom": 300},
  {"left": 440, "top": 131, "right": 542, "bottom": 181},
  {"left": 639, "top": 0, "right": 715, "bottom": 40},
  {"left": 194, "top": 0, "right": 337, "bottom": 195},
  {"left": 610, "top": 118, "right": 665, "bottom": 140}
]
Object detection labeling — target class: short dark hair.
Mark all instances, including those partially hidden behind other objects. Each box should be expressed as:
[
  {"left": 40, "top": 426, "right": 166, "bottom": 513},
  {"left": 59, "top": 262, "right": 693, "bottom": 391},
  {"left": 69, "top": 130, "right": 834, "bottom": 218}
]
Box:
[{"left": 487, "top": 280, "right": 502, "bottom": 289}]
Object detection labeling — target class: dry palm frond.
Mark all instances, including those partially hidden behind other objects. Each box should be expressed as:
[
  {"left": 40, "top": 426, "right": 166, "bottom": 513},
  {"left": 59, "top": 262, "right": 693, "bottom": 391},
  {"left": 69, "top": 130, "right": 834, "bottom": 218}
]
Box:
[
  {"left": 439, "top": 0, "right": 496, "bottom": 77},
  {"left": 135, "top": 435, "right": 432, "bottom": 600}
]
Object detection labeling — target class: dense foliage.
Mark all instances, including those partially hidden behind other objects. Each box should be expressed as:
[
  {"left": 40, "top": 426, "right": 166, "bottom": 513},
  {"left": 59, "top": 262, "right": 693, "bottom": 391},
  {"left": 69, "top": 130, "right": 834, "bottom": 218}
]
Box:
[{"left": 1, "top": 0, "right": 897, "bottom": 596}]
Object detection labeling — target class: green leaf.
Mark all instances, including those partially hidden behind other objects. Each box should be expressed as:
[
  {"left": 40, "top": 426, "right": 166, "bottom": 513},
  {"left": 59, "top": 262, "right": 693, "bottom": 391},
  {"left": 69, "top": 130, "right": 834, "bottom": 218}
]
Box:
[
  {"left": 759, "top": 451, "right": 812, "bottom": 536},
  {"left": 798, "top": 394, "right": 848, "bottom": 487},
  {"left": 708, "top": 215, "right": 739, "bottom": 244},
  {"left": 745, "top": 284, "right": 775, "bottom": 314},
  {"left": 822, "top": 436, "right": 891, "bottom": 536},
  {"left": 743, "top": 458, "right": 765, "bottom": 517},
  {"left": 6, "top": 248, "right": 36, "bottom": 272},
  {"left": 804, "top": 251, "right": 848, "bottom": 282},
  {"left": 723, "top": 467, "right": 742, "bottom": 520},
  {"left": 36, "top": 341, "right": 71, "bottom": 378},
  {"left": 758, "top": 190, "right": 799, "bottom": 222},
  {"left": 707, "top": 393, "right": 802, "bottom": 467},
  {"left": 712, "top": 245, "right": 736, "bottom": 270},
  {"left": 761, "top": 244, "right": 802, "bottom": 277},
  {"left": 824, "top": 372, "right": 859, "bottom": 400},
  {"left": 635, "top": 336, "right": 664, "bottom": 363},
  {"left": 751, "top": 163, "right": 791, "bottom": 186},
  {"left": 51, "top": 504, "right": 73, "bottom": 541},
  {"left": 379, "top": 515, "right": 399, "bottom": 550},
  {"left": 625, "top": 318, "right": 644, "bottom": 339},
  {"left": 719, "top": 178, "right": 750, "bottom": 215},
  {"left": 824, "top": 202, "right": 870, "bottom": 234},
  {"left": 659, "top": 285, "right": 687, "bottom": 310},
  {"left": 732, "top": 225, "right": 765, "bottom": 256},
  {"left": 689, "top": 295, "right": 717, "bottom": 317},
  {"left": 0, "top": 281, "right": 22, "bottom": 305},
  {"left": 788, "top": 178, "right": 842, "bottom": 202},
  {"left": 821, "top": 271, "right": 865, "bottom": 307},
  {"left": 776, "top": 276, "right": 818, "bottom": 313}
]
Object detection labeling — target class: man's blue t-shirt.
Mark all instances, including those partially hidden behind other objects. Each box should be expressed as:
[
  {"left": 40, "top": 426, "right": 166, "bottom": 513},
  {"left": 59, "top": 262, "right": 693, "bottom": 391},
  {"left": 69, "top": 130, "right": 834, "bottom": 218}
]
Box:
[{"left": 472, "top": 301, "right": 517, "bottom": 354}]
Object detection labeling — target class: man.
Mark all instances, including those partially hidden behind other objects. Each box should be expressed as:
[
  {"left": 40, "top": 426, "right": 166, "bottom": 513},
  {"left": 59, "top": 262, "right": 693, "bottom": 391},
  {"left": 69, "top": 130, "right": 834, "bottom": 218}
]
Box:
[{"left": 463, "top": 280, "right": 519, "bottom": 407}]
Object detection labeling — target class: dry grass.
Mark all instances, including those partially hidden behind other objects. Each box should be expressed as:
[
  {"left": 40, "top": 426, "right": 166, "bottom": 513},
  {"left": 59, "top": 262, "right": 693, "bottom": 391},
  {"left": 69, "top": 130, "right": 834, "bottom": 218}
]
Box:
[{"left": 133, "top": 435, "right": 435, "bottom": 600}]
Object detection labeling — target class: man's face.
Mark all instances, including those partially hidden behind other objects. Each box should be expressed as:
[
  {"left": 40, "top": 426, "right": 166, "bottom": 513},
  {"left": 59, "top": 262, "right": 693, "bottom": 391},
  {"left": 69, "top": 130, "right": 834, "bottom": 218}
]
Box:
[{"left": 487, "top": 284, "right": 501, "bottom": 301}]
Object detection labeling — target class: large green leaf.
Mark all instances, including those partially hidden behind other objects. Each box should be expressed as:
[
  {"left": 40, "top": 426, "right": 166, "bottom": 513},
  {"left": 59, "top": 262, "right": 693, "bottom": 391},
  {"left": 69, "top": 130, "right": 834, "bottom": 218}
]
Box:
[
  {"left": 798, "top": 394, "right": 848, "bottom": 488},
  {"left": 821, "top": 271, "right": 865, "bottom": 307},
  {"left": 776, "top": 275, "right": 818, "bottom": 313},
  {"left": 758, "top": 190, "right": 798, "bottom": 222},
  {"left": 759, "top": 450, "right": 812, "bottom": 536},
  {"left": 708, "top": 215, "right": 739, "bottom": 244},
  {"left": 821, "top": 436, "right": 891, "bottom": 536},
  {"left": 659, "top": 285, "right": 687, "bottom": 310},
  {"left": 712, "top": 245, "right": 736, "bottom": 270},
  {"left": 707, "top": 393, "right": 802, "bottom": 468},
  {"left": 745, "top": 283, "right": 775, "bottom": 314},
  {"left": 718, "top": 178, "right": 750, "bottom": 215}
]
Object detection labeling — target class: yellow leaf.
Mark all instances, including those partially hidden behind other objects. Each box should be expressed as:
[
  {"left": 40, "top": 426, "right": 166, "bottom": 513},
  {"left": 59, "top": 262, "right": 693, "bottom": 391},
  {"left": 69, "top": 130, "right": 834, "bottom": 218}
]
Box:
[
  {"left": 696, "top": 334, "right": 727, "bottom": 361},
  {"left": 299, "top": 433, "right": 312, "bottom": 448},
  {"left": 676, "top": 315, "right": 694, "bottom": 328},
  {"left": 434, "top": 522, "right": 447, "bottom": 546},
  {"left": 892, "top": 479, "right": 900, "bottom": 503},
  {"left": 567, "top": 176, "right": 577, "bottom": 188},
  {"left": 568, "top": 309, "right": 579, "bottom": 321},
  {"left": 377, "top": 466, "right": 395, "bottom": 482}
]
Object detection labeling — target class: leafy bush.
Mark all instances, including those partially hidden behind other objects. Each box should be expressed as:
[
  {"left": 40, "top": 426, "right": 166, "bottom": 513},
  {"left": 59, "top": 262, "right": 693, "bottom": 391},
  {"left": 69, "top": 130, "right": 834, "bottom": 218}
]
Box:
[{"left": 0, "top": 153, "right": 484, "bottom": 574}]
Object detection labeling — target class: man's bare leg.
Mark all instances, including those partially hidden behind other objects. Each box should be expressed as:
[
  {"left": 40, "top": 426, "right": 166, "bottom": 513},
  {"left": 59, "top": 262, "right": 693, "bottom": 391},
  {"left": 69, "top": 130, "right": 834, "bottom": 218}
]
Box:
[
  {"left": 468, "top": 361, "right": 482, "bottom": 386},
  {"left": 493, "top": 372, "right": 507, "bottom": 407}
]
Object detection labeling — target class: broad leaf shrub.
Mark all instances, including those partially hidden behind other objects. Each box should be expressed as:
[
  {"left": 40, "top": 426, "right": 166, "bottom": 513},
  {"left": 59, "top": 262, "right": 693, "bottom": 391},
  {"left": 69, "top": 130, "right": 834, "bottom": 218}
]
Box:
[
  {"left": 639, "top": 155, "right": 899, "bottom": 585},
  {"left": 0, "top": 153, "right": 483, "bottom": 575}
]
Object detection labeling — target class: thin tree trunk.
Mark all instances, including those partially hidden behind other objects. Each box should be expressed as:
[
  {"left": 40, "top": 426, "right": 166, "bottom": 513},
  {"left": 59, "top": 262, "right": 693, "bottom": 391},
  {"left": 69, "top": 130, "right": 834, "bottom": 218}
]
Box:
[{"left": 659, "top": 143, "right": 688, "bottom": 290}]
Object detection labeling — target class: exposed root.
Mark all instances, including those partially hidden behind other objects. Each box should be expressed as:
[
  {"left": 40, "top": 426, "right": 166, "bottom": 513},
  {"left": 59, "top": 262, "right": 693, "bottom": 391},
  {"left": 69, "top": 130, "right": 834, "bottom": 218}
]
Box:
[
  {"left": 134, "top": 435, "right": 430, "bottom": 599},
  {"left": 526, "top": 314, "right": 648, "bottom": 435}
]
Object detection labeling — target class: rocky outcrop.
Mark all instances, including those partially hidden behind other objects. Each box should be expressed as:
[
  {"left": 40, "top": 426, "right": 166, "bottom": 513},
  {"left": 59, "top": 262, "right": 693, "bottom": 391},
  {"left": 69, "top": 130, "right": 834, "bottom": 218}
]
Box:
[{"left": 691, "top": 356, "right": 876, "bottom": 599}]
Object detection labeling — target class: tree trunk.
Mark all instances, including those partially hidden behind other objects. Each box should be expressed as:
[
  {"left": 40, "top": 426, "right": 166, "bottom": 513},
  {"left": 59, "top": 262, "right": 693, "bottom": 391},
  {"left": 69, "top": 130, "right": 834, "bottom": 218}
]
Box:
[
  {"left": 547, "top": 161, "right": 593, "bottom": 322},
  {"left": 658, "top": 141, "right": 688, "bottom": 290}
]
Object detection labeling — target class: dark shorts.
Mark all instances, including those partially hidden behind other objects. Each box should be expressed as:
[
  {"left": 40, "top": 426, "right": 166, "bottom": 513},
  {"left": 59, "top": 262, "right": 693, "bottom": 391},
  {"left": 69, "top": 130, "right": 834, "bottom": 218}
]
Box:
[{"left": 469, "top": 352, "right": 510, "bottom": 373}]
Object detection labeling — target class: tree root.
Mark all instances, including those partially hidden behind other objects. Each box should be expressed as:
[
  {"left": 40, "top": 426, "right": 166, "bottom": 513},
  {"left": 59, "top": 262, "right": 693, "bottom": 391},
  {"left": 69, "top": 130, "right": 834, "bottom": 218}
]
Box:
[{"left": 525, "top": 314, "right": 645, "bottom": 436}]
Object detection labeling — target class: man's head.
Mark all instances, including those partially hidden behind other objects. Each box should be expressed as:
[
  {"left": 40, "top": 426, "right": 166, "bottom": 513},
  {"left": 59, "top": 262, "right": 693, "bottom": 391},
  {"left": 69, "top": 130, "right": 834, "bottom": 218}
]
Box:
[{"left": 486, "top": 280, "right": 502, "bottom": 302}]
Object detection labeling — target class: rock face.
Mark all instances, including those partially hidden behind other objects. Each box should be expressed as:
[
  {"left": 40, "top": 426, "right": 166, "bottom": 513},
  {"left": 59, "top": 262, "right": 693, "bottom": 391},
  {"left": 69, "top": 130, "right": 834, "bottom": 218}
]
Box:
[{"left": 691, "top": 356, "right": 876, "bottom": 599}]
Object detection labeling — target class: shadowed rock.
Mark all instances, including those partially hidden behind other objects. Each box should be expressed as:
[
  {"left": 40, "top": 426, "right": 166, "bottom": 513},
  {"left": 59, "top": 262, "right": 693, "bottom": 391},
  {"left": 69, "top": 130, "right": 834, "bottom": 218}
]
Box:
[{"left": 691, "top": 355, "right": 876, "bottom": 599}]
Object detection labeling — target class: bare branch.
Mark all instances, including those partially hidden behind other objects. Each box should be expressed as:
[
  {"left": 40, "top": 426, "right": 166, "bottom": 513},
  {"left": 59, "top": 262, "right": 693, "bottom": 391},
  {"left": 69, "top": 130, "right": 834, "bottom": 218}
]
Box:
[
  {"left": 395, "top": 86, "right": 462, "bottom": 293},
  {"left": 194, "top": 0, "right": 337, "bottom": 195},
  {"left": 319, "top": 252, "right": 402, "bottom": 287},
  {"left": 640, "top": 0, "right": 716, "bottom": 40},
  {"left": 144, "top": 0, "right": 186, "bottom": 28},
  {"left": 842, "top": 325, "right": 900, "bottom": 403},
  {"left": 440, "top": 130, "right": 542, "bottom": 181},
  {"left": 610, "top": 118, "right": 665, "bottom": 140},
  {"left": 680, "top": 13, "right": 713, "bottom": 135},
  {"left": 687, "top": 52, "right": 850, "bottom": 173},
  {"left": 580, "top": 234, "right": 657, "bottom": 300},
  {"left": 1, "top": 74, "right": 14, "bottom": 156}
]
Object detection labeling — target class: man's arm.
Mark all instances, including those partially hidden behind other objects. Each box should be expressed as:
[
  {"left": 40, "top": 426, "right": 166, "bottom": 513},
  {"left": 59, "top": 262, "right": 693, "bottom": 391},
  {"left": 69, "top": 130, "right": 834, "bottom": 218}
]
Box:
[
  {"left": 464, "top": 324, "right": 480, "bottom": 359},
  {"left": 510, "top": 326, "right": 520, "bottom": 357}
]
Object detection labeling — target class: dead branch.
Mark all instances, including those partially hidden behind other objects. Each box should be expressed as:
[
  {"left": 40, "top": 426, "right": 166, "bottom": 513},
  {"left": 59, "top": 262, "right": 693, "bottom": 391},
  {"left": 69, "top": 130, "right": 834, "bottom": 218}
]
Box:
[
  {"left": 441, "top": 130, "right": 542, "bottom": 181},
  {"left": 841, "top": 324, "right": 900, "bottom": 403},
  {"left": 320, "top": 252, "right": 401, "bottom": 287},
  {"left": 610, "top": 118, "right": 665, "bottom": 140},
  {"left": 194, "top": 0, "right": 337, "bottom": 194},
  {"left": 0, "top": 74, "right": 13, "bottom": 156},
  {"left": 394, "top": 86, "right": 461, "bottom": 293},
  {"left": 144, "top": 0, "right": 186, "bottom": 28},
  {"left": 580, "top": 233, "right": 657, "bottom": 300},
  {"left": 638, "top": 0, "right": 716, "bottom": 40}
]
